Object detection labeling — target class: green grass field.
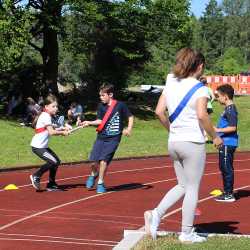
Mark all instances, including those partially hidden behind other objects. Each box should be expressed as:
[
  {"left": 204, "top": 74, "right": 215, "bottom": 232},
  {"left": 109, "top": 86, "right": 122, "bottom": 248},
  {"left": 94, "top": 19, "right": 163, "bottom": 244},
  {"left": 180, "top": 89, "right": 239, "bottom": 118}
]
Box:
[
  {"left": 133, "top": 235, "right": 250, "bottom": 250},
  {"left": 0, "top": 96, "right": 250, "bottom": 168}
]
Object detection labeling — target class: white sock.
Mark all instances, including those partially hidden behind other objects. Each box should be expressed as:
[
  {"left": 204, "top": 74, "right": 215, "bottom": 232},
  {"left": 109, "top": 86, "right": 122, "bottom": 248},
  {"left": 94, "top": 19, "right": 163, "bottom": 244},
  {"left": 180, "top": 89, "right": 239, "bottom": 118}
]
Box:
[
  {"left": 91, "top": 172, "right": 98, "bottom": 177},
  {"left": 98, "top": 179, "right": 103, "bottom": 184}
]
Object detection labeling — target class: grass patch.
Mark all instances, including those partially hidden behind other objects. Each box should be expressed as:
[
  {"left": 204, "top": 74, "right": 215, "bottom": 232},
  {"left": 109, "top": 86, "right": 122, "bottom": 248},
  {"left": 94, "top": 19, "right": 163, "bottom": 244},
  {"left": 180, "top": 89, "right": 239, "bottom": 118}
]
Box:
[
  {"left": 133, "top": 235, "right": 250, "bottom": 250},
  {"left": 0, "top": 96, "right": 250, "bottom": 168}
]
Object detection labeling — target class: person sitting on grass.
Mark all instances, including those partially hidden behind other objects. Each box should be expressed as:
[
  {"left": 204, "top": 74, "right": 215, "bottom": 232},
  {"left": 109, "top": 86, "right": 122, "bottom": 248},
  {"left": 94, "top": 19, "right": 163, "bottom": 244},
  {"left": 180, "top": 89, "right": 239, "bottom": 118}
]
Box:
[
  {"left": 20, "top": 97, "right": 41, "bottom": 126},
  {"left": 67, "top": 102, "right": 84, "bottom": 126},
  {"left": 79, "top": 84, "right": 134, "bottom": 194},
  {"left": 213, "top": 84, "right": 238, "bottom": 202}
]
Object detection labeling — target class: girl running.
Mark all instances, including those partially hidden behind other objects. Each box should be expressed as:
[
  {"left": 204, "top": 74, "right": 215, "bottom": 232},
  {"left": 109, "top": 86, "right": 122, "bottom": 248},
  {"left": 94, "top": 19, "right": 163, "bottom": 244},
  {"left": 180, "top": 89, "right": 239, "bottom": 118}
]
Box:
[{"left": 30, "top": 95, "right": 69, "bottom": 191}]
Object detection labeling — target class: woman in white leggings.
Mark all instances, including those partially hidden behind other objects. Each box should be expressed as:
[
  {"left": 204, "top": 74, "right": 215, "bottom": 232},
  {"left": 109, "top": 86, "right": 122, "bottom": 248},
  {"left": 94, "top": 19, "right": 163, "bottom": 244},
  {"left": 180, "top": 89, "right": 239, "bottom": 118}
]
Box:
[{"left": 144, "top": 48, "right": 223, "bottom": 243}]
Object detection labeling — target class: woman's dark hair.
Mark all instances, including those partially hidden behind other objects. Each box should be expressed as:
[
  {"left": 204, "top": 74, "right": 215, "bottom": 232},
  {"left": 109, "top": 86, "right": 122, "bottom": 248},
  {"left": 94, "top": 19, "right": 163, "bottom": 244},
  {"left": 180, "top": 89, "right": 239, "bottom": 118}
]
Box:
[
  {"left": 173, "top": 48, "right": 205, "bottom": 79},
  {"left": 216, "top": 84, "right": 234, "bottom": 100},
  {"left": 32, "top": 94, "right": 57, "bottom": 128}
]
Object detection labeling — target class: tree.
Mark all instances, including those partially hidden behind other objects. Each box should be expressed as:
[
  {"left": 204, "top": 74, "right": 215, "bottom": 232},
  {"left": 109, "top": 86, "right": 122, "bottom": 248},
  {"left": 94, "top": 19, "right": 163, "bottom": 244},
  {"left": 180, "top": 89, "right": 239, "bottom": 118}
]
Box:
[
  {"left": 128, "top": 0, "right": 192, "bottom": 86},
  {"left": 63, "top": 0, "right": 151, "bottom": 97},
  {"left": 0, "top": 1, "right": 32, "bottom": 73},
  {"left": 222, "top": 0, "right": 250, "bottom": 63},
  {"left": 199, "top": 0, "right": 225, "bottom": 71},
  {"left": 27, "top": 0, "right": 64, "bottom": 95},
  {"left": 215, "top": 47, "right": 247, "bottom": 74}
]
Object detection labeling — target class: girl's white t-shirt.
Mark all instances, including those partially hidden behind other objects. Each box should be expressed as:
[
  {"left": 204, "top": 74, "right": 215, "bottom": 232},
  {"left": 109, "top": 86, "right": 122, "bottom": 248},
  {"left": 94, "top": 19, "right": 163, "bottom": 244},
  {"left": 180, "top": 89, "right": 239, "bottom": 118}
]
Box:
[
  {"left": 31, "top": 112, "right": 52, "bottom": 148},
  {"left": 163, "top": 74, "right": 209, "bottom": 143}
]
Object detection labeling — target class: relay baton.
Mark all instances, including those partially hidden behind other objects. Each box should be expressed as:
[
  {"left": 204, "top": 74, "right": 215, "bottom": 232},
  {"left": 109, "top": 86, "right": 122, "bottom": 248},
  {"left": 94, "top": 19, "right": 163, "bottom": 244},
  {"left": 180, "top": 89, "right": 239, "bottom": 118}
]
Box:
[{"left": 69, "top": 126, "right": 84, "bottom": 134}]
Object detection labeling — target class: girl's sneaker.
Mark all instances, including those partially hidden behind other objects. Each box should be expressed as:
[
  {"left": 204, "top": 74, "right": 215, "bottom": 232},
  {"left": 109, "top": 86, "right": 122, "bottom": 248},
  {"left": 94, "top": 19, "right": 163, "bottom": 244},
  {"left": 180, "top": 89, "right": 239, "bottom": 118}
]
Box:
[
  {"left": 46, "top": 182, "right": 61, "bottom": 191},
  {"left": 179, "top": 229, "right": 207, "bottom": 243},
  {"left": 30, "top": 175, "right": 40, "bottom": 190},
  {"left": 144, "top": 209, "right": 160, "bottom": 240}
]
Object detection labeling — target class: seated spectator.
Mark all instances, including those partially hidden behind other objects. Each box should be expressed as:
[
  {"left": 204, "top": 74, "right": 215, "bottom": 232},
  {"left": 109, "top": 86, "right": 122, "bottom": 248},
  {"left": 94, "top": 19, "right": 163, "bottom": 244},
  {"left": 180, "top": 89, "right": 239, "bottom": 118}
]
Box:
[
  {"left": 20, "top": 97, "right": 41, "bottom": 126},
  {"left": 67, "top": 102, "right": 84, "bottom": 125},
  {"left": 51, "top": 114, "right": 65, "bottom": 130},
  {"left": 7, "top": 94, "right": 23, "bottom": 116}
]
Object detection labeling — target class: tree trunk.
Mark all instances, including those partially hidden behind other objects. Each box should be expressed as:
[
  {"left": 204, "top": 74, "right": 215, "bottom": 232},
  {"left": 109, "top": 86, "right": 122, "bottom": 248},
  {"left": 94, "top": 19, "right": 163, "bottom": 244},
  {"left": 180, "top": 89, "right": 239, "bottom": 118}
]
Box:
[{"left": 41, "top": 27, "right": 59, "bottom": 96}]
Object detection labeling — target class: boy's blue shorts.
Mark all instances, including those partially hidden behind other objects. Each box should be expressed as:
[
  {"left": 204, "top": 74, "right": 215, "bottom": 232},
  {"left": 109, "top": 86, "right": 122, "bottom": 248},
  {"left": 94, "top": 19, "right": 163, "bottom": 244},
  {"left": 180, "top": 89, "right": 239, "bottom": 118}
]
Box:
[{"left": 89, "top": 136, "right": 121, "bottom": 165}]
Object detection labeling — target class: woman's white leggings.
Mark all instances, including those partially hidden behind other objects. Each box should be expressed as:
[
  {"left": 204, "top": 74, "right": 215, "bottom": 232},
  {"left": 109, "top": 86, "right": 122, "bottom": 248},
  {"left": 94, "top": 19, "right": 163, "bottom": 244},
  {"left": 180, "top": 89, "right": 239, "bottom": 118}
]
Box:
[{"left": 155, "top": 141, "right": 206, "bottom": 234}]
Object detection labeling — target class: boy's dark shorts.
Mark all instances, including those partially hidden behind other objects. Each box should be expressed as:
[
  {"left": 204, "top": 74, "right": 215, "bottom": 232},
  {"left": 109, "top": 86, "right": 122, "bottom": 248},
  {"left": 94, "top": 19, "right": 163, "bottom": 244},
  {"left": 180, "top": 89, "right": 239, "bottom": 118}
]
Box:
[{"left": 89, "top": 136, "right": 121, "bottom": 165}]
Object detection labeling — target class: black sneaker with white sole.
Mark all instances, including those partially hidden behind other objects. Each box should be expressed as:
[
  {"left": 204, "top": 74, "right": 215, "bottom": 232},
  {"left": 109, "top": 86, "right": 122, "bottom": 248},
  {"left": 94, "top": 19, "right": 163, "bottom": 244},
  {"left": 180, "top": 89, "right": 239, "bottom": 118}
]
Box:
[
  {"left": 46, "top": 183, "right": 61, "bottom": 191},
  {"left": 215, "top": 193, "right": 236, "bottom": 202},
  {"left": 30, "top": 175, "right": 40, "bottom": 190}
]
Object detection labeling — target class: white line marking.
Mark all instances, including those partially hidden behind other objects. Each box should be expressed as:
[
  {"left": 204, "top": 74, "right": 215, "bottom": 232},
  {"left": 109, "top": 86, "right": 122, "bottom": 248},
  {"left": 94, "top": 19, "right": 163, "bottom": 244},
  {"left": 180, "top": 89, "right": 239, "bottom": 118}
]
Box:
[
  {"left": 137, "top": 169, "right": 250, "bottom": 230},
  {"left": 0, "top": 237, "right": 116, "bottom": 247},
  {"left": 162, "top": 183, "right": 250, "bottom": 220},
  {"left": 0, "top": 214, "right": 142, "bottom": 227},
  {"left": 0, "top": 208, "right": 144, "bottom": 220},
  {"left": 0, "top": 165, "right": 171, "bottom": 192},
  {"left": 1, "top": 168, "right": 250, "bottom": 232},
  {"left": 1, "top": 157, "right": 249, "bottom": 192},
  {"left": 0, "top": 232, "right": 118, "bottom": 243}
]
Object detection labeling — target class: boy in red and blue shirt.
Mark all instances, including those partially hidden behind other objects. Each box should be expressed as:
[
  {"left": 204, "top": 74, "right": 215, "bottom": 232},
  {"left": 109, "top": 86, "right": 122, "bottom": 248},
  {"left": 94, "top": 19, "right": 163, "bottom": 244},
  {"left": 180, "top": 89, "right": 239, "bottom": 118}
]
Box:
[
  {"left": 214, "top": 84, "right": 238, "bottom": 202},
  {"left": 80, "top": 84, "right": 134, "bottom": 193}
]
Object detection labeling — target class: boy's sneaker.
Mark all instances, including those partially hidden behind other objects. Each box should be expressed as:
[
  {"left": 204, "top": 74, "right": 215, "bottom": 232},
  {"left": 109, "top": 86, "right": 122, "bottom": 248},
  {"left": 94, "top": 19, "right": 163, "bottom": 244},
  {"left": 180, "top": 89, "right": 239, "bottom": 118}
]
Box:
[
  {"left": 86, "top": 175, "right": 98, "bottom": 189},
  {"left": 179, "top": 229, "right": 207, "bottom": 243},
  {"left": 144, "top": 209, "right": 160, "bottom": 240},
  {"left": 96, "top": 183, "right": 106, "bottom": 193},
  {"left": 46, "top": 182, "right": 61, "bottom": 192},
  {"left": 215, "top": 193, "right": 236, "bottom": 202},
  {"left": 30, "top": 175, "right": 40, "bottom": 190}
]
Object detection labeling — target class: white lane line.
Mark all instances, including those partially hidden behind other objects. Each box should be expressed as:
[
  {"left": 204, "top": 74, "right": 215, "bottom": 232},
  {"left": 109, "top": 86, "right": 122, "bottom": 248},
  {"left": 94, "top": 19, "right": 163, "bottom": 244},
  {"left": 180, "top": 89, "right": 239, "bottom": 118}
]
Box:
[
  {"left": 1, "top": 168, "right": 250, "bottom": 232},
  {"left": 0, "top": 237, "right": 116, "bottom": 247},
  {"left": 0, "top": 165, "right": 171, "bottom": 192},
  {"left": 0, "top": 193, "right": 108, "bottom": 231},
  {"left": 1, "top": 157, "right": 249, "bottom": 192},
  {"left": 0, "top": 214, "right": 142, "bottom": 227},
  {"left": 136, "top": 168, "right": 250, "bottom": 230},
  {"left": 161, "top": 184, "right": 250, "bottom": 220},
  {"left": 0, "top": 208, "right": 144, "bottom": 220},
  {"left": 0, "top": 232, "right": 118, "bottom": 243}
]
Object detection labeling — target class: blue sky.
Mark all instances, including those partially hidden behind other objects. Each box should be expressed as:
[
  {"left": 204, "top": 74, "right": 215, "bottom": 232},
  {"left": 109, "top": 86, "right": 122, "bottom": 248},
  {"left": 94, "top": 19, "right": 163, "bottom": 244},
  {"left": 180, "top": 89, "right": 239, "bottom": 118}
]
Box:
[{"left": 191, "top": 0, "right": 222, "bottom": 17}]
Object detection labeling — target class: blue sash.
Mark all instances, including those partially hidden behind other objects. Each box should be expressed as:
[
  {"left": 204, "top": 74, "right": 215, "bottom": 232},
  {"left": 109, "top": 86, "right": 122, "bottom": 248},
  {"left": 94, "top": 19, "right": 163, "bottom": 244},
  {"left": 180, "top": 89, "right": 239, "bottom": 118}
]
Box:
[{"left": 169, "top": 82, "right": 204, "bottom": 123}]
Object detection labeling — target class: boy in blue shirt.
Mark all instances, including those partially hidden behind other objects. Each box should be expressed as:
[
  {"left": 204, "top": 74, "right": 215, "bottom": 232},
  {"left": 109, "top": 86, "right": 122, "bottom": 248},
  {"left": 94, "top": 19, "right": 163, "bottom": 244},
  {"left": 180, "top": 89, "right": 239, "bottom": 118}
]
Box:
[
  {"left": 214, "top": 84, "right": 238, "bottom": 202},
  {"left": 80, "top": 84, "right": 134, "bottom": 193}
]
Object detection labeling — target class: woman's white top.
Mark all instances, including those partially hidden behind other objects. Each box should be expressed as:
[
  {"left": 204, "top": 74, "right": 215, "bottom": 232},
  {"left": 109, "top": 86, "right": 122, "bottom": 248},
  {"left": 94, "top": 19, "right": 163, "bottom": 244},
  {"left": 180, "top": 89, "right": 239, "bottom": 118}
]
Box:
[
  {"left": 163, "top": 74, "right": 209, "bottom": 143},
  {"left": 31, "top": 112, "right": 52, "bottom": 148}
]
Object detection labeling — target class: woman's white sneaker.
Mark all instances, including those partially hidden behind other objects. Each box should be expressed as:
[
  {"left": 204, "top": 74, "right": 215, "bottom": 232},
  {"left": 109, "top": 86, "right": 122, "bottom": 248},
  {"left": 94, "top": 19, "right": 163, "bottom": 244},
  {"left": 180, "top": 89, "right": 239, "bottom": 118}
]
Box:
[
  {"left": 144, "top": 209, "right": 160, "bottom": 240},
  {"left": 179, "top": 231, "right": 207, "bottom": 243}
]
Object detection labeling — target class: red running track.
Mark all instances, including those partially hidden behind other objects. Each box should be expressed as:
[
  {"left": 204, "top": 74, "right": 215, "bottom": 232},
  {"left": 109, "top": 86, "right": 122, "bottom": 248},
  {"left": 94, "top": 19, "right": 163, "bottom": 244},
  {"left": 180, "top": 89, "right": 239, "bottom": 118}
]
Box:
[{"left": 0, "top": 152, "right": 250, "bottom": 250}]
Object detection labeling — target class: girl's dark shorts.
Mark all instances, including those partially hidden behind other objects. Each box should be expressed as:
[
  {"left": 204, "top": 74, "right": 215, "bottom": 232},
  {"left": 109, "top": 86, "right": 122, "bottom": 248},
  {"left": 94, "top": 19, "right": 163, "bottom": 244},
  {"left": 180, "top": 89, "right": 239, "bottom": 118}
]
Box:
[{"left": 89, "top": 136, "right": 121, "bottom": 165}]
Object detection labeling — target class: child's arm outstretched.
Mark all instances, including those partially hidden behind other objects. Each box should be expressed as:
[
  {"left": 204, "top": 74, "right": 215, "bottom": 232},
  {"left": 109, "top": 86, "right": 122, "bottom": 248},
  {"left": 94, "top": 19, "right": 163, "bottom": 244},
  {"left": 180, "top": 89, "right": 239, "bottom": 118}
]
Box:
[
  {"left": 80, "top": 119, "right": 102, "bottom": 127},
  {"left": 47, "top": 125, "right": 69, "bottom": 136}
]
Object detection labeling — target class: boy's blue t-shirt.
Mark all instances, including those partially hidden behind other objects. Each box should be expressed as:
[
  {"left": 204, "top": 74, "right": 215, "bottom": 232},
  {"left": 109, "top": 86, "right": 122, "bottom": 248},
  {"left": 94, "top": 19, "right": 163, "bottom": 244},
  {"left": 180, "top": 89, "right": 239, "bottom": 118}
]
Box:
[
  {"left": 217, "top": 104, "right": 238, "bottom": 147},
  {"left": 97, "top": 101, "right": 132, "bottom": 139}
]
